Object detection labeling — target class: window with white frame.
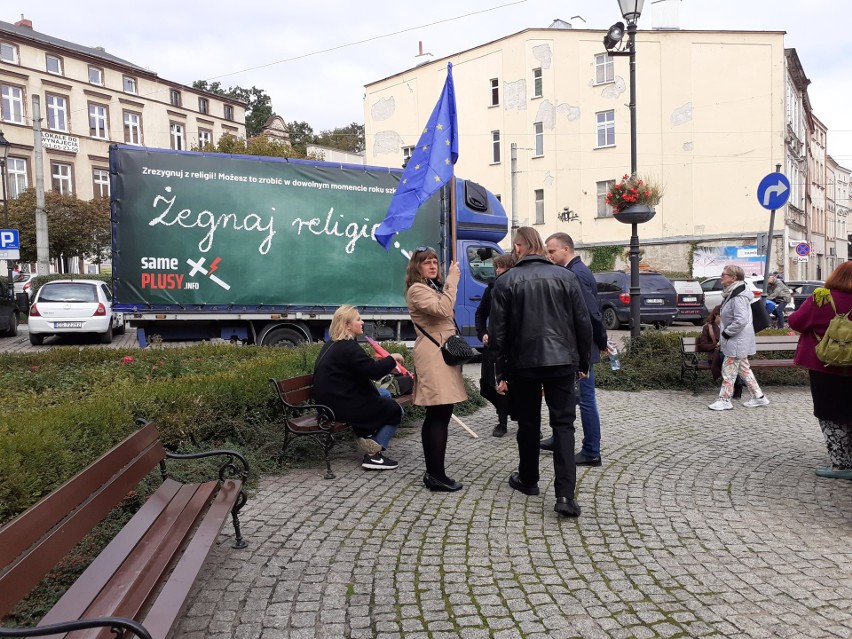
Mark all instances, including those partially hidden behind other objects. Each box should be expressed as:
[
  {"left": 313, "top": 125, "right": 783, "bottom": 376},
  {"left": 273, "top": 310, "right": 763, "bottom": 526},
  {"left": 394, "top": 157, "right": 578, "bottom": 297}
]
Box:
[
  {"left": 46, "top": 54, "right": 63, "bottom": 75},
  {"left": 596, "top": 110, "right": 615, "bottom": 147},
  {"left": 534, "top": 122, "right": 544, "bottom": 157},
  {"left": 402, "top": 145, "right": 414, "bottom": 167},
  {"left": 7, "top": 157, "right": 28, "bottom": 199},
  {"left": 169, "top": 89, "right": 181, "bottom": 107},
  {"left": 491, "top": 130, "right": 501, "bottom": 164},
  {"left": 533, "top": 68, "right": 543, "bottom": 98},
  {"left": 88, "top": 66, "right": 104, "bottom": 86},
  {"left": 198, "top": 128, "right": 212, "bottom": 148},
  {"left": 123, "top": 111, "right": 142, "bottom": 145},
  {"left": 46, "top": 94, "right": 69, "bottom": 132},
  {"left": 88, "top": 103, "right": 109, "bottom": 139},
  {"left": 534, "top": 189, "right": 544, "bottom": 224},
  {"left": 92, "top": 168, "right": 110, "bottom": 198},
  {"left": 1, "top": 84, "right": 25, "bottom": 124},
  {"left": 51, "top": 162, "right": 73, "bottom": 195},
  {"left": 490, "top": 78, "right": 499, "bottom": 106},
  {"left": 198, "top": 97, "right": 209, "bottom": 114},
  {"left": 595, "top": 53, "right": 614, "bottom": 85},
  {"left": 123, "top": 75, "right": 137, "bottom": 94},
  {"left": 1, "top": 41, "right": 18, "bottom": 64},
  {"left": 596, "top": 180, "right": 616, "bottom": 217},
  {"left": 224, "top": 104, "right": 234, "bottom": 121},
  {"left": 170, "top": 122, "right": 185, "bottom": 150}
]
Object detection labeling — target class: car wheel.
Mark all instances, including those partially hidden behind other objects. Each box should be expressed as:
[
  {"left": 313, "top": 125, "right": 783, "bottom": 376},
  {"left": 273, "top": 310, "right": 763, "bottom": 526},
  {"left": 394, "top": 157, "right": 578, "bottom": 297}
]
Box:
[
  {"left": 8, "top": 314, "right": 18, "bottom": 337},
  {"left": 29, "top": 332, "right": 44, "bottom": 346},
  {"left": 100, "top": 324, "right": 113, "bottom": 344},
  {"left": 602, "top": 307, "right": 620, "bottom": 331},
  {"left": 261, "top": 327, "right": 306, "bottom": 347}
]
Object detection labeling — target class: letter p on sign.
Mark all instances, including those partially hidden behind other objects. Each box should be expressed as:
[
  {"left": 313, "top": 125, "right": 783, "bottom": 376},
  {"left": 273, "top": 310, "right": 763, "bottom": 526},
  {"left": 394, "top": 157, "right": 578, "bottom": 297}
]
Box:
[{"left": 0, "top": 231, "right": 16, "bottom": 248}]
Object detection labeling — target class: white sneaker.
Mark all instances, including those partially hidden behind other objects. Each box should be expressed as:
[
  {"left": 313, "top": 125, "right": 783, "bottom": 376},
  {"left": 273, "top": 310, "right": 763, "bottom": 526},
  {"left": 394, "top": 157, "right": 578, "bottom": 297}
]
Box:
[
  {"left": 743, "top": 396, "right": 769, "bottom": 408},
  {"left": 708, "top": 399, "right": 733, "bottom": 411}
]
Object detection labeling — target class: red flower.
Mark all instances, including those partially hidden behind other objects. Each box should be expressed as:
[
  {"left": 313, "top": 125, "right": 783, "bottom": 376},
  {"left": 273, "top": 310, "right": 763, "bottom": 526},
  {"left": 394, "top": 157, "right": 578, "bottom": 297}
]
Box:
[{"left": 122, "top": 356, "right": 135, "bottom": 364}]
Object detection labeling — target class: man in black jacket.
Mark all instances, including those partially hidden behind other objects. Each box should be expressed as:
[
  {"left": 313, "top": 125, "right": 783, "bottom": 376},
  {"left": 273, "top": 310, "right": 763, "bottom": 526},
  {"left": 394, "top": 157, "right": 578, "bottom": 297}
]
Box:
[
  {"left": 489, "top": 227, "right": 592, "bottom": 517},
  {"left": 542, "top": 232, "right": 609, "bottom": 466}
]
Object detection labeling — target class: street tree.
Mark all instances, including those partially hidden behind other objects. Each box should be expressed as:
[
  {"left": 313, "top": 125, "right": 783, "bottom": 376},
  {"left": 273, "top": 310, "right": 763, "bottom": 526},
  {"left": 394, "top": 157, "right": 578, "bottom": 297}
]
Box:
[
  {"left": 192, "top": 81, "right": 273, "bottom": 137},
  {"left": 315, "top": 122, "right": 365, "bottom": 154}
]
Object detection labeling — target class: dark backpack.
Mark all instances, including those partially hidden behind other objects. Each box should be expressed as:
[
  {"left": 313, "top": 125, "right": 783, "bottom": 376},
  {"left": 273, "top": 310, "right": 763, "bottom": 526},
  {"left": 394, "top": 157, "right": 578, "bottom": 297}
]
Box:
[{"left": 814, "top": 295, "right": 852, "bottom": 367}]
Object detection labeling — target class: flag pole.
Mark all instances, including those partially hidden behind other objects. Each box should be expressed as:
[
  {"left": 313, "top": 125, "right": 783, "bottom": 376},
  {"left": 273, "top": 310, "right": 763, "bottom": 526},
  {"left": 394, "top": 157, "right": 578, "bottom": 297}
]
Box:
[{"left": 449, "top": 175, "right": 457, "bottom": 263}]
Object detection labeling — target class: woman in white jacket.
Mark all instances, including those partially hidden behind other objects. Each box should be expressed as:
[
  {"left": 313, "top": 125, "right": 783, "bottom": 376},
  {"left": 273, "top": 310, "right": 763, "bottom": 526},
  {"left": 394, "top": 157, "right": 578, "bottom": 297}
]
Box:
[{"left": 708, "top": 265, "right": 770, "bottom": 411}]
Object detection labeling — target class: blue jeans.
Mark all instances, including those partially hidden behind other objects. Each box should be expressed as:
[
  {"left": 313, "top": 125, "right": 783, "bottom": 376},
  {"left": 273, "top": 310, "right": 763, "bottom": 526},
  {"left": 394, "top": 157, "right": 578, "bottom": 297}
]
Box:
[
  {"left": 773, "top": 301, "right": 787, "bottom": 328},
  {"left": 578, "top": 366, "right": 601, "bottom": 458},
  {"left": 374, "top": 387, "right": 402, "bottom": 449}
]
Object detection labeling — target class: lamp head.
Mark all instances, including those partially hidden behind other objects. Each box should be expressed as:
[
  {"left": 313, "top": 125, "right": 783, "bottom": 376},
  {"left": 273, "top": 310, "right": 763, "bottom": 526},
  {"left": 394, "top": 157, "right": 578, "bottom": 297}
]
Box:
[
  {"left": 603, "top": 22, "right": 625, "bottom": 50},
  {"left": 0, "top": 130, "right": 9, "bottom": 161},
  {"left": 617, "top": 0, "right": 645, "bottom": 23}
]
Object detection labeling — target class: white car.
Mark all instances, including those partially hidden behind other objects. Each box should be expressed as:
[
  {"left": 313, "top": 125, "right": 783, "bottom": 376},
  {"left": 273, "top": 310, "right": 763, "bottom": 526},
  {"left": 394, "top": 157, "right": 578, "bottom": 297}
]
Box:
[
  {"left": 12, "top": 272, "right": 36, "bottom": 302},
  {"left": 701, "top": 276, "right": 763, "bottom": 312},
  {"left": 28, "top": 280, "right": 125, "bottom": 345}
]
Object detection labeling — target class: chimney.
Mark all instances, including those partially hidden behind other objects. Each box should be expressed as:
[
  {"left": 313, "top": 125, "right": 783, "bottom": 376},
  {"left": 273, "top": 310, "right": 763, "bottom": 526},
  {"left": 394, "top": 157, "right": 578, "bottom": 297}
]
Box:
[
  {"left": 15, "top": 14, "right": 33, "bottom": 29},
  {"left": 651, "top": 0, "right": 680, "bottom": 30},
  {"left": 415, "top": 40, "right": 433, "bottom": 65}
]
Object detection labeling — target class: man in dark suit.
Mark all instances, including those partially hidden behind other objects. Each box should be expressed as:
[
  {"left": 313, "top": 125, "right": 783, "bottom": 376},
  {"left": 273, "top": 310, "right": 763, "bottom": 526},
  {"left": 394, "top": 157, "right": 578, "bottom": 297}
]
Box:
[
  {"left": 489, "top": 227, "right": 592, "bottom": 517},
  {"left": 542, "top": 232, "right": 610, "bottom": 466}
]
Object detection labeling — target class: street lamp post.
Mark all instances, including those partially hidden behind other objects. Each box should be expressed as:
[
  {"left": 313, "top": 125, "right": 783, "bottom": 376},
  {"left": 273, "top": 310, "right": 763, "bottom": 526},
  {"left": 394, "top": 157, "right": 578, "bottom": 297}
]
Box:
[
  {"left": 605, "top": 0, "right": 645, "bottom": 338},
  {"left": 0, "top": 130, "right": 12, "bottom": 300}
]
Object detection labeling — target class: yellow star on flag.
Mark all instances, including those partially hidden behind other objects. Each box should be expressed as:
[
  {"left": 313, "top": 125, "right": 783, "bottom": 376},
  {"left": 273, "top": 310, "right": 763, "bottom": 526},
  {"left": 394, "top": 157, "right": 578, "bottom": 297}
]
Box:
[
  {"left": 422, "top": 145, "right": 429, "bottom": 151},
  {"left": 434, "top": 175, "right": 441, "bottom": 183},
  {"left": 445, "top": 139, "right": 450, "bottom": 145},
  {"left": 414, "top": 164, "right": 421, "bottom": 170},
  {"left": 444, "top": 158, "right": 450, "bottom": 165},
  {"left": 436, "top": 123, "right": 444, "bottom": 131}
]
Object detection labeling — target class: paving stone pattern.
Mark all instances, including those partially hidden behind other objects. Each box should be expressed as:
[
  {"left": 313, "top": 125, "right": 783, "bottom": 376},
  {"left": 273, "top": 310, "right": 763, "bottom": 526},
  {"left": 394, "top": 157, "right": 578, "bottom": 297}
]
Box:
[{"left": 177, "top": 385, "right": 852, "bottom": 639}]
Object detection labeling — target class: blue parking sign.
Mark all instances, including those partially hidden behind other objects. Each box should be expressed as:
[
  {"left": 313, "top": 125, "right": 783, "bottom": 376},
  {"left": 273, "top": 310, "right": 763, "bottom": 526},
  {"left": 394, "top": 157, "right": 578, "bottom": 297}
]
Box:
[
  {"left": 756, "top": 173, "right": 791, "bottom": 210},
  {"left": 0, "top": 229, "right": 20, "bottom": 250}
]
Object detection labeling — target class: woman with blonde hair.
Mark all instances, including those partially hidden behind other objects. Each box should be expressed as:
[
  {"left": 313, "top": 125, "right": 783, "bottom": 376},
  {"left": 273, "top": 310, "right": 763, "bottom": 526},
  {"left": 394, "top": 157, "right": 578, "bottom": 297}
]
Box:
[
  {"left": 313, "top": 305, "right": 405, "bottom": 470},
  {"left": 406, "top": 247, "right": 466, "bottom": 491}
]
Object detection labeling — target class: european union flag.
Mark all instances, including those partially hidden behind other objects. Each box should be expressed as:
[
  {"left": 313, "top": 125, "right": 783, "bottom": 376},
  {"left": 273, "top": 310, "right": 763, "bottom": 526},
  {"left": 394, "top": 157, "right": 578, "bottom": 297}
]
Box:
[{"left": 375, "top": 62, "right": 458, "bottom": 250}]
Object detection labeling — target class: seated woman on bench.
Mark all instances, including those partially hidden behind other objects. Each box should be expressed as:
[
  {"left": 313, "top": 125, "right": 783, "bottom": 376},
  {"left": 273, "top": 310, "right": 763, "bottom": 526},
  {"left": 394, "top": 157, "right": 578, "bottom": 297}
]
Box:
[{"left": 313, "top": 305, "right": 405, "bottom": 470}]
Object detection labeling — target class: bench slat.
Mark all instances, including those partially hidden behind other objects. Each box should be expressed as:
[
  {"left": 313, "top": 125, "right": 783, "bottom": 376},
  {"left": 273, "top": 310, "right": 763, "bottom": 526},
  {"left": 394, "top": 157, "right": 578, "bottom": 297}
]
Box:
[
  {"left": 0, "top": 423, "right": 161, "bottom": 571},
  {"left": 0, "top": 442, "right": 165, "bottom": 619},
  {"left": 142, "top": 479, "right": 244, "bottom": 639}
]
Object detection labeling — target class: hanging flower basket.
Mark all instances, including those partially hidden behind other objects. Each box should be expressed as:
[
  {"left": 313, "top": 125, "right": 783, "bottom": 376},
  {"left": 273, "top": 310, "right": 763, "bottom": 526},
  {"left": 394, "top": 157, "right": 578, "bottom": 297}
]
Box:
[
  {"left": 606, "top": 174, "right": 663, "bottom": 224},
  {"left": 614, "top": 204, "right": 656, "bottom": 224}
]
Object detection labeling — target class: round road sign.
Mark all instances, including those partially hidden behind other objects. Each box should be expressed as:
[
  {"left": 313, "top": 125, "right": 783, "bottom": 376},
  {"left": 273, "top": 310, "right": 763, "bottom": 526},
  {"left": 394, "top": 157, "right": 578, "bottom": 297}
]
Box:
[{"left": 795, "top": 242, "right": 810, "bottom": 257}]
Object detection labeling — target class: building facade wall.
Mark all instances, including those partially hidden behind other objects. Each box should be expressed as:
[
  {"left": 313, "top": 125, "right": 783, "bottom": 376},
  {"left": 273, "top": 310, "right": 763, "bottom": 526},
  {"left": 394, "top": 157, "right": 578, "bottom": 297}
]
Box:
[{"left": 365, "top": 28, "right": 796, "bottom": 276}]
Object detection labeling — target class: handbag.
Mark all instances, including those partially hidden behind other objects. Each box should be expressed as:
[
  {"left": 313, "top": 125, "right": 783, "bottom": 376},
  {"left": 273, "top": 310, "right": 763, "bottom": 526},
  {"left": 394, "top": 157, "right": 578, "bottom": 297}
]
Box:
[
  {"left": 751, "top": 297, "right": 771, "bottom": 333},
  {"left": 414, "top": 321, "right": 476, "bottom": 366},
  {"left": 375, "top": 372, "right": 415, "bottom": 397}
]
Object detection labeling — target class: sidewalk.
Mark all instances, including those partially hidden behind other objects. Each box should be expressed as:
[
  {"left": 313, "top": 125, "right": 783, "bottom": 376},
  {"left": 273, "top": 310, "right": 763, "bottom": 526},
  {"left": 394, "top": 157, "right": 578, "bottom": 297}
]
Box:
[{"left": 176, "top": 385, "right": 852, "bottom": 639}]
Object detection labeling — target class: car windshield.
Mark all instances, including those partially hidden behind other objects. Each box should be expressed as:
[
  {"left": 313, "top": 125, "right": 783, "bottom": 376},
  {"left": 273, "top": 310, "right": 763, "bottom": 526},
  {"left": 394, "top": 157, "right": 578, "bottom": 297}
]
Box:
[{"left": 39, "top": 283, "right": 99, "bottom": 303}]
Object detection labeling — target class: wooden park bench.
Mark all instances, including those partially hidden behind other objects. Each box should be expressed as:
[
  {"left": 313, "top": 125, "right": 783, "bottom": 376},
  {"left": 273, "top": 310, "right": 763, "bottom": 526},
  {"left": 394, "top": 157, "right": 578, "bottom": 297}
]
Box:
[
  {"left": 0, "top": 419, "right": 249, "bottom": 639},
  {"left": 270, "top": 374, "right": 414, "bottom": 480},
  {"left": 680, "top": 334, "right": 800, "bottom": 383}
]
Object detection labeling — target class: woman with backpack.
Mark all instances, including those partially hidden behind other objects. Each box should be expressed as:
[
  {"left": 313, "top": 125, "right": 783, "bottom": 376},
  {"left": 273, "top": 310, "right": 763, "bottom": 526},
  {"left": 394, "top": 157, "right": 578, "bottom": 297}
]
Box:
[{"left": 788, "top": 261, "right": 852, "bottom": 480}]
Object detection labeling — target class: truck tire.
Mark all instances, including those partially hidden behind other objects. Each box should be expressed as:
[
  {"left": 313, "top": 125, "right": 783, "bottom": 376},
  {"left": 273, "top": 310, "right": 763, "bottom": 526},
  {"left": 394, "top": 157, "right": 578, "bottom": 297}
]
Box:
[
  {"left": 262, "top": 327, "right": 306, "bottom": 347},
  {"left": 602, "top": 307, "right": 620, "bottom": 331},
  {"left": 115, "top": 320, "right": 126, "bottom": 335}
]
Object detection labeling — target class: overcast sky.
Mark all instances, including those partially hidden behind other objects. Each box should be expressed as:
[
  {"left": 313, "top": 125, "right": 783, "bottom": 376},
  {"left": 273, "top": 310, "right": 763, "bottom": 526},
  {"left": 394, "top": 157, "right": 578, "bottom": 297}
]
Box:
[{"left": 16, "top": 0, "right": 852, "bottom": 164}]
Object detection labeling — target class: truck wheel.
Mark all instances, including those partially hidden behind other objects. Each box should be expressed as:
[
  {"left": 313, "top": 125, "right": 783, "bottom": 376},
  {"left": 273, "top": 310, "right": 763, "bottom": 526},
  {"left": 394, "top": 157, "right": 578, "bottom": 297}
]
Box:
[
  {"left": 115, "top": 319, "right": 126, "bottom": 335},
  {"left": 262, "top": 327, "right": 306, "bottom": 347},
  {"left": 603, "top": 307, "right": 620, "bottom": 331},
  {"left": 29, "top": 332, "right": 44, "bottom": 346}
]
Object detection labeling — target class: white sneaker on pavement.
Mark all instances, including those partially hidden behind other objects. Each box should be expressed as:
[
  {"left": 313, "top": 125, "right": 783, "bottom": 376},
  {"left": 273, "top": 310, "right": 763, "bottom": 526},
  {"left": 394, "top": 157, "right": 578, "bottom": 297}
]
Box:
[
  {"left": 708, "top": 399, "right": 733, "bottom": 411},
  {"left": 743, "top": 396, "right": 770, "bottom": 408}
]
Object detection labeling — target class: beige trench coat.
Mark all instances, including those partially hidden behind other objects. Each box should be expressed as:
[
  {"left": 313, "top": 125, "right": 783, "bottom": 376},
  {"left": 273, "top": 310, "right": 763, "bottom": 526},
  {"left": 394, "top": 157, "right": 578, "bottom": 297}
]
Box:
[{"left": 406, "top": 274, "right": 468, "bottom": 406}]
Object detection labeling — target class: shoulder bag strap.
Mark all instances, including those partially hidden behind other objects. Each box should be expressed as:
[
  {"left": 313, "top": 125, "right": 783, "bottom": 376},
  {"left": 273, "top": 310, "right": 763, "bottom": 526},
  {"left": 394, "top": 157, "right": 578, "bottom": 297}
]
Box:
[{"left": 413, "top": 322, "right": 441, "bottom": 348}]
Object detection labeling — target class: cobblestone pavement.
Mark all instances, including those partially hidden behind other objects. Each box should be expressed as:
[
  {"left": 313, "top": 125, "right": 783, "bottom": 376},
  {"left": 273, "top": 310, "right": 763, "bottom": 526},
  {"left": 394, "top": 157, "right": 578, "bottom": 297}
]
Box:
[{"left": 175, "top": 384, "right": 852, "bottom": 639}]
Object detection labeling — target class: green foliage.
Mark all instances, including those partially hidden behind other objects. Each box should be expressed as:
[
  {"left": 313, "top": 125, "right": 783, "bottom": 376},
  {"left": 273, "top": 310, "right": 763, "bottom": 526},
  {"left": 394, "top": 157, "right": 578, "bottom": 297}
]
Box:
[
  {"left": 7, "top": 189, "right": 110, "bottom": 264},
  {"left": 588, "top": 245, "right": 625, "bottom": 272},
  {"left": 315, "top": 122, "right": 365, "bottom": 154},
  {"left": 192, "top": 81, "right": 272, "bottom": 137},
  {"left": 195, "top": 132, "right": 297, "bottom": 158},
  {"left": 285, "top": 120, "right": 316, "bottom": 156},
  {"left": 595, "top": 328, "right": 807, "bottom": 391}
]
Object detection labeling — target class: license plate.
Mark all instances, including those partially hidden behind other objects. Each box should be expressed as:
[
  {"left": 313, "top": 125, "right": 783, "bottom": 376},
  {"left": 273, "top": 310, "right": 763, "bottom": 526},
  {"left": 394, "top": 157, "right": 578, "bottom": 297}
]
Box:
[
  {"left": 646, "top": 298, "right": 664, "bottom": 305},
  {"left": 681, "top": 296, "right": 697, "bottom": 303},
  {"left": 55, "top": 322, "right": 83, "bottom": 328}
]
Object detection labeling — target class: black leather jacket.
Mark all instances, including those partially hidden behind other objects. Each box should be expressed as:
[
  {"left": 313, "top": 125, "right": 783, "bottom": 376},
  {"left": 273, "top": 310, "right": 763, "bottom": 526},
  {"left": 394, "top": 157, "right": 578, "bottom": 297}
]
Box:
[{"left": 489, "top": 254, "right": 592, "bottom": 376}]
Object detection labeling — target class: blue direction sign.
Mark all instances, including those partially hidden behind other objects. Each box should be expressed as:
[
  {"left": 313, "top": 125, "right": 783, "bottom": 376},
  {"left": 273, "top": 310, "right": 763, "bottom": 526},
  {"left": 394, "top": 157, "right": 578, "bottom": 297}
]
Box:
[
  {"left": 757, "top": 172, "right": 791, "bottom": 210},
  {"left": 1, "top": 229, "right": 20, "bottom": 250}
]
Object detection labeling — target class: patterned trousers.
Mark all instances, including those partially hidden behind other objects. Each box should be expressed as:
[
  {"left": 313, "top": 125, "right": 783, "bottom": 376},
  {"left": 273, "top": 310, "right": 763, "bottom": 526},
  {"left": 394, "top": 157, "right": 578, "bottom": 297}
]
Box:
[
  {"left": 819, "top": 419, "right": 852, "bottom": 470},
  {"left": 719, "top": 356, "right": 763, "bottom": 400}
]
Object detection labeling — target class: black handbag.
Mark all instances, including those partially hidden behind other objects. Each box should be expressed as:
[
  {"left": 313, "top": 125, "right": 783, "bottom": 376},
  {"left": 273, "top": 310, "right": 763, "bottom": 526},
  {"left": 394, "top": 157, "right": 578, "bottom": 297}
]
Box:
[
  {"left": 414, "top": 321, "right": 476, "bottom": 366},
  {"left": 751, "top": 298, "right": 771, "bottom": 333},
  {"left": 375, "top": 372, "right": 414, "bottom": 397}
]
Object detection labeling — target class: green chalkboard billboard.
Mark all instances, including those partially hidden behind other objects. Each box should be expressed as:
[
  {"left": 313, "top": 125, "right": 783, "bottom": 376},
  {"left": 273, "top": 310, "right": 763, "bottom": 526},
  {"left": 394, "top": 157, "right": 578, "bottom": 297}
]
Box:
[{"left": 110, "top": 146, "right": 442, "bottom": 310}]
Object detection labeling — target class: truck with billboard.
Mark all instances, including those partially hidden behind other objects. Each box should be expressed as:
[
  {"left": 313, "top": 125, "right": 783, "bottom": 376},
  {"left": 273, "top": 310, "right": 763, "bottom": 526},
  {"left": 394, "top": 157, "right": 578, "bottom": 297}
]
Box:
[{"left": 109, "top": 145, "right": 508, "bottom": 347}]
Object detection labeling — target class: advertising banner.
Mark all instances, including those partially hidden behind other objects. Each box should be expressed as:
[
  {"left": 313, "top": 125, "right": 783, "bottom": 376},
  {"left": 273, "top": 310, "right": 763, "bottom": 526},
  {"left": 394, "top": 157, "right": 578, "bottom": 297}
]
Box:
[{"left": 692, "top": 245, "right": 765, "bottom": 278}]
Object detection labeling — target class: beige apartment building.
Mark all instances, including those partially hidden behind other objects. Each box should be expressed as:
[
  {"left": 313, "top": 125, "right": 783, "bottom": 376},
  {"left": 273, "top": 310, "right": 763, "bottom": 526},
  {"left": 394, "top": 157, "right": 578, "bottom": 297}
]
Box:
[
  {"left": 364, "top": 19, "right": 848, "bottom": 277},
  {"left": 0, "top": 17, "right": 246, "bottom": 204}
]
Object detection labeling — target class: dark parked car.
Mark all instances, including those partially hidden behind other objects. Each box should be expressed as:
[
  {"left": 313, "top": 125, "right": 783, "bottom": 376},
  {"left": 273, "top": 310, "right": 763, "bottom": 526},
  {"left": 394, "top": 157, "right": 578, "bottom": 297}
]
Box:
[
  {"left": 786, "top": 280, "right": 824, "bottom": 311},
  {"left": 0, "top": 280, "right": 20, "bottom": 337},
  {"left": 593, "top": 270, "right": 678, "bottom": 330}
]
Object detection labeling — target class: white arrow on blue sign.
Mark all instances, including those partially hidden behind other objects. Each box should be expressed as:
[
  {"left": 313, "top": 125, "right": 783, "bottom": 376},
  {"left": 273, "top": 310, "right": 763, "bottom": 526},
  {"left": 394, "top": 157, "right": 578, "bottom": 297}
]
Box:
[
  {"left": 0, "top": 229, "right": 20, "bottom": 250},
  {"left": 756, "top": 172, "right": 791, "bottom": 210}
]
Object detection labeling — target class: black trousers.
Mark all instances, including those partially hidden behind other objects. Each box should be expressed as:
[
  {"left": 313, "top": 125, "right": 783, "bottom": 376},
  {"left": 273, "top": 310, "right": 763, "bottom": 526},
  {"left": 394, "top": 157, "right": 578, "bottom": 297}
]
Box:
[{"left": 510, "top": 374, "right": 577, "bottom": 499}]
